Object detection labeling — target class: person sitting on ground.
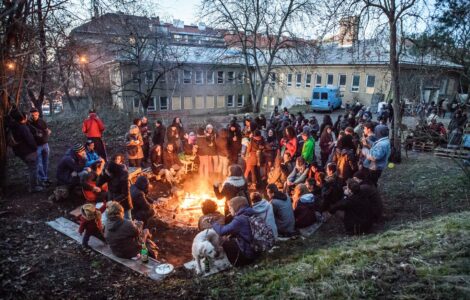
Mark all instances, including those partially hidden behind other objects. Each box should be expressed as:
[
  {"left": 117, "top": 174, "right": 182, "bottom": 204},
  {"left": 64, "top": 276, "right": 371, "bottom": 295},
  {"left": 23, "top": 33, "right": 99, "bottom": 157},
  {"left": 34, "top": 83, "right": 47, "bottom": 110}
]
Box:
[
  {"left": 84, "top": 139, "right": 102, "bottom": 167},
  {"left": 78, "top": 202, "right": 106, "bottom": 248},
  {"left": 131, "top": 176, "right": 157, "bottom": 228},
  {"left": 104, "top": 201, "right": 158, "bottom": 259},
  {"left": 285, "top": 157, "right": 308, "bottom": 193},
  {"left": 306, "top": 161, "right": 322, "bottom": 180},
  {"left": 321, "top": 163, "right": 344, "bottom": 215},
  {"left": 125, "top": 125, "right": 144, "bottom": 167},
  {"left": 98, "top": 154, "right": 132, "bottom": 220},
  {"left": 198, "top": 199, "right": 225, "bottom": 231},
  {"left": 81, "top": 160, "right": 108, "bottom": 203},
  {"left": 266, "top": 184, "right": 296, "bottom": 237},
  {"left": 280, "top": 125, "right": 297, "bottom": 158},
  {"left": 214, "top": 164, "right": 249, "bottom": 223},
  {"left": 292, "top": 184, "right": 317, "bottom": 229},
  {"left": 353, "top": 169, "right": 383, "bottom": 223},
  {"left": 212, "top": 196, "right": 258, "bottom": 267},
  {"left": 251, "top": 192, "right": 278, "bottom": 239},
  {"left": 319, "top": 125, "right": 336, "bottom": 167},
  {"left": 162, "top": 142, "right": 184, "bottom": 184},
  {"left": 267, "top": 151, "right": 284, "bottom": 190},
  {"left": 327, "top": 178, "right": 376, "bottom": 235},
  {"left": 150, "top": 144, "right": 164, "bottom": 176},
  {"left": 56, "top": 143, "right": 87, "bottom": 188}
]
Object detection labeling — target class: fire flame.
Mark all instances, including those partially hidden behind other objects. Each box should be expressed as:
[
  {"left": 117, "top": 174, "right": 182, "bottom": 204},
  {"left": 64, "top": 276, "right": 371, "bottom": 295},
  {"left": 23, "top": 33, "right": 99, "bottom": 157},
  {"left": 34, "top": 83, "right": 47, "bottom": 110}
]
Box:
[{"left": 179, "top": 192, "right": 225, "bottom": 213}]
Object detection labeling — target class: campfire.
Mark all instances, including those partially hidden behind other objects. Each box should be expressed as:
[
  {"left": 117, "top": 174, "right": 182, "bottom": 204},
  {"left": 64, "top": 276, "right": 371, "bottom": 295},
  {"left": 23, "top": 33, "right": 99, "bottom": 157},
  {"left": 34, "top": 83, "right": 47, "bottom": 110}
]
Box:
[{"left": 153, "top": 184, "right": 225, "bottom": 228}]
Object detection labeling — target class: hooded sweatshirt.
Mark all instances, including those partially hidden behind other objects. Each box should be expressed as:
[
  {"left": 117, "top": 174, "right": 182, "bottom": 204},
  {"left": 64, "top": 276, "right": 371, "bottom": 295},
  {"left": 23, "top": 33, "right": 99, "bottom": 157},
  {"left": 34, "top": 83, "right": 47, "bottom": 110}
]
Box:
[
  {"left": 130, "top": 177, "right": 155, "bottom": 224},
  {"left": 294, "top": 193, "right": 316, "bottom": 229},
  {"left": 270, "top": 191, "right": 296, "bottom": 235},
  {"left": 252, "top": 199, "right": 278, "bottom": 239}
]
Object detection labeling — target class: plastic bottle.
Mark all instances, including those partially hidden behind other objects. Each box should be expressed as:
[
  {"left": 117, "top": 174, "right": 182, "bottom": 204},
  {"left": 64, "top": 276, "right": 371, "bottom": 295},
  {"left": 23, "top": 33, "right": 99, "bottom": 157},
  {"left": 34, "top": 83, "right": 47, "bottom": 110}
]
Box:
[{"left": 141, "top": 243, "right": 149, "bottom": 264}]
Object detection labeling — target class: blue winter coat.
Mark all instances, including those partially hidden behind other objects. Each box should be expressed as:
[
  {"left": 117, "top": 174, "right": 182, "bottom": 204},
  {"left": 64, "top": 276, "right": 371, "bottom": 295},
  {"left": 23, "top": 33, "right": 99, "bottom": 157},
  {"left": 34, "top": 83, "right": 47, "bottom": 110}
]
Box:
[
  {"left": 85, "top": 149, "right": 101, "bottom": 167},
  {"left": 362, "top": 137, "right": 391, "bottom": 171},
  {"left": 212, "top": 206, "right": 256, "bottom": 259}
]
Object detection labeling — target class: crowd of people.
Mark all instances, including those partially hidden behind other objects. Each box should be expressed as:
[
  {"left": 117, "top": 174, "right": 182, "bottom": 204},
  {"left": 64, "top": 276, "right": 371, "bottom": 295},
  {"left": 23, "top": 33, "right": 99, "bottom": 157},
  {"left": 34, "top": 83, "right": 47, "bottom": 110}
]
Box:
[{"left": 7, "top": 102, "right": 422, "bottom": 269}]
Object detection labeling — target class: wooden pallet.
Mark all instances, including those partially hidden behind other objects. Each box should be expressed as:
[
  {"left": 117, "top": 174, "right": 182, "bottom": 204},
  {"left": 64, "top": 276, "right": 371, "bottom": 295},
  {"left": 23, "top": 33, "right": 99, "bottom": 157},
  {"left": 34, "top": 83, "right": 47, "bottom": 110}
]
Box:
[
  {"left": 46, "top": 217, "right": 168, "bottom": 281},
  {"left": 412, "top": 141, "right": 434, "bottom": 152},
  {"left": 434, "top": 147, "right": 470, "bottom": 159}
]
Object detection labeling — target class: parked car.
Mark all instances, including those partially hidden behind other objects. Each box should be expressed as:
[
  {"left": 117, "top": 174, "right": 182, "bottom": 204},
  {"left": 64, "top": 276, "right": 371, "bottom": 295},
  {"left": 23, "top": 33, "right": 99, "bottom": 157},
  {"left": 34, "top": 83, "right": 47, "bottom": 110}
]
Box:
[{"left": 311, "top": 86, "right": 342, "bottom": 112}]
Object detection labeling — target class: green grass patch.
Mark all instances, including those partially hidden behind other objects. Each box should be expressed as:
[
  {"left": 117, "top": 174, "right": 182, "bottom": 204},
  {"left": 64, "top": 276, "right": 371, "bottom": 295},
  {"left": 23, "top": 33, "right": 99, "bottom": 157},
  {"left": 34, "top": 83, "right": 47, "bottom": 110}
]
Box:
[{"left": 203, "top": 212, "right": 470, "bottom": 299}]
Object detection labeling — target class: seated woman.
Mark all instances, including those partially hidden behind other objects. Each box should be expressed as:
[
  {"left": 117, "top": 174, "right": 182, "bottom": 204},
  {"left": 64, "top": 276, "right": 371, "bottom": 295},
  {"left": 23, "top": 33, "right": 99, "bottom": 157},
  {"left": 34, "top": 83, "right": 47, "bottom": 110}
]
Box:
[
  {"left": 211, "top": 196, "right": 258, "bottom": 267},
  {"left": 198, "top": 199, "right": 225, "bottom": 231},
  {"left": 251, "top": 192, "right": 278, "bottom": 239},
  {"left": 214, "top": 165, "right": 249, "bottom": 223},
  {"left": 81, "top": 160, "right": 108, "bottom": 203},
  {"left": 292, "top": 184, "right": 316, "bottom": 229},
  {"left": 104, "top": 201, "right": 158, "bottom": 259}
]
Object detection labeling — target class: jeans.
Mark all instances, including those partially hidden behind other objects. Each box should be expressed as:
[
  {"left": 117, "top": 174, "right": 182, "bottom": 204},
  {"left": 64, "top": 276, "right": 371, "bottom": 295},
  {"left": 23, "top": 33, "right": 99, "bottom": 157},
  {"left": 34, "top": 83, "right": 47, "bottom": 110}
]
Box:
[
  {"left": 22, "top": 152, "right": 39, "bottom": 189},
  {"left": 123, "top": 210, "right": 132, "bottom": 220},
  {"left": 37, "top": 143, "right": 50, "bottom": 181}
]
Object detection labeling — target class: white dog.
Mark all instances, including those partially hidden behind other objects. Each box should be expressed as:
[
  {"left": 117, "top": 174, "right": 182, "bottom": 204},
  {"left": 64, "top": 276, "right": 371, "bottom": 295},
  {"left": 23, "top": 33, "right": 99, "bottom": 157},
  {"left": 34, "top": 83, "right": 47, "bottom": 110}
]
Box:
[{"left": 192, "top": 229, "right": 221, "bottom": 274}]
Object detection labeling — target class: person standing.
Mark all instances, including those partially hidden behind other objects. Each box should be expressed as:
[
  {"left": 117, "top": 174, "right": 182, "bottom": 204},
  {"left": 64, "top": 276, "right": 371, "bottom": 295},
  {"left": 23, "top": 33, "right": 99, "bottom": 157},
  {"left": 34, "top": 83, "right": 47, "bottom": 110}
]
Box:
[
  {"left": 361, "top": 125, "right": 391, "bottom": 186},
  {"left": 125, "top": 125, "right": 144, "bottom": 168},
  {"left": 139, "top": 116, "right": 150, "bottom": 163},
  {"left": 9, "top": 111, "right": 43, "bottom": 192},
  {"left": 28, "top": 108, "right": 51, "bottom": 186},
  {"left": 152, "top": 120, "right": 166, "bottom": 148},
  {"left": 82, "top": 109, "right": 106, "bottom": 160}
]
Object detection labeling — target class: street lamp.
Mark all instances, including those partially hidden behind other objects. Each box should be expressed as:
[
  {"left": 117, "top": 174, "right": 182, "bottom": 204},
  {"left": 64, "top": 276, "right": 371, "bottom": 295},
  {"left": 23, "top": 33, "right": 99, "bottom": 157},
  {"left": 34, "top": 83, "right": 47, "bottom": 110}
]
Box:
[
  {"left": 79, "top": 55, "right": 88, "bottom": 64},
  {"left": 6, "top": 61, "right": 15, "bottom": 71}
]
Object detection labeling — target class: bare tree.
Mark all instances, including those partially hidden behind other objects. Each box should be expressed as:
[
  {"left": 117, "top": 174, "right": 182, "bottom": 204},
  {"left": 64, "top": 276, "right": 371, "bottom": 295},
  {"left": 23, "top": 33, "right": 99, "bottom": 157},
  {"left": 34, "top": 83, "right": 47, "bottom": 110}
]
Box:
[{"left": 201, "top": 0, "right": 319, "bottom": 113}]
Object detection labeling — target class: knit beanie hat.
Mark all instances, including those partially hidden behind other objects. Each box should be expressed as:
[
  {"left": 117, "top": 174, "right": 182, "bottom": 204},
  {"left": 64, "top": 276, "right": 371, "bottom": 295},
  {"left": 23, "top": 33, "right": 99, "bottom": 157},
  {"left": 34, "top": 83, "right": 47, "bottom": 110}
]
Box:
[
  {"left": 81, "top": 203, "right": 97, "bottom": 221},
  {"left": 73, "top": 143, "right": 85, "bottom": 153}
]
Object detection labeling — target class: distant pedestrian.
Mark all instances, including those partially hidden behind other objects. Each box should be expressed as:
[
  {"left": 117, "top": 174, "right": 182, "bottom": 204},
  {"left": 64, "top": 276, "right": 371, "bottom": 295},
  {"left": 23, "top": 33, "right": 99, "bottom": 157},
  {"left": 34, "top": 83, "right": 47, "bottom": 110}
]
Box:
[{"left": 28, "top": 108, "right": 52, "bottom": 186}]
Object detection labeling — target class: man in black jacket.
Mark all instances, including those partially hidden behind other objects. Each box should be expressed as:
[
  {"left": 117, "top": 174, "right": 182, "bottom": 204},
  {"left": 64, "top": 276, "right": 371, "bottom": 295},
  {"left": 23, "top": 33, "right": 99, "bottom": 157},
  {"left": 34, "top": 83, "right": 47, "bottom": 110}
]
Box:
[
  {"left": 328, "top": 178, "right": 376, "bottom": 235},
  {"left": 28, "top": 108, "right": 51, "bottom": 185},
  {"left": 9, "top": 111, "right": 43, "bottom": 192},
  {"left": 152, "top": 120, "right": 166, "bottom": 147}
]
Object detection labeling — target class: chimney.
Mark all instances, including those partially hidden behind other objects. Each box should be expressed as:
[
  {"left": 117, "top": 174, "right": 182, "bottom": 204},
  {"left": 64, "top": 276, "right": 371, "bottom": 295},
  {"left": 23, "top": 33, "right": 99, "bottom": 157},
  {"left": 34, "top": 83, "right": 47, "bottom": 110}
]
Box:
[
  {"left": 198, "top": 22, "right": 206, "bottom": 31},
  {"left": 338, "top": 16, "right": 359, "bottom": 46}
]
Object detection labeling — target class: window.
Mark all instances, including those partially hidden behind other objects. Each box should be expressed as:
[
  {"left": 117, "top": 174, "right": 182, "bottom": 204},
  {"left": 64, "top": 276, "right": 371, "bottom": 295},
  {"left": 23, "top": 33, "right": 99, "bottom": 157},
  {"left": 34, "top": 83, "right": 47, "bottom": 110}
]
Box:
[
  {"left": 321, "top": 92, "right": 328, "bottom": 100},
  {"left": 217, "top": 71, "right": 224, "bottom": 84},
  {"left": 206, "top": 71, "right": 214, "bottom": 84},
  {"left": 296, "top": 73, "right": 302, "bottom": 87},
  {"left": 227, "top": 95, "right": 234, "bottom": 107},
  {"left": 195, "top": 70, "right": 203, "bottom": 84},
  {"left": 184, "top": 96, "right": 193, "bottom": 109},
  {"left": 327, "top": 74, "right": 334, "bottom": 85},
  {"left": 237, "top": 95, "right": 244, "bottom": 107},
  {"left": 148, "top": 97, "right": 157, "bottom": 111},
  {"left": 183, "top": 70, "right": 192, "bottom": 84},
  {"left": 315, "top": 74, "right": 322, "bottom": 87},
  {"left": 270, "top": 72, "right": 276, "bottom": 86},
  {"left": 313, "top": 92, "right": 320, "bottom": 99},
  {"left": 133, "top": 97, "right": 140, "bottom": 108},
  {"left": 287, "top": 73, "right": 293, "bottom": 87},
  {"left": 227, "top": 71, "right": 235, "bottom": 83},
  {"left": 352, "top": 74, "right": 360, "bottom": 92},
  {"left": 145, "top": 71, "right": 154, "bottom": 84},
  {"left": 159, "top": 96, "right": 168, "bottom": 110},
  {"left": 171, "top": 96, "right": 181, "bottom": 110},
  {"left": 305, "top": 74, "right": 312, "bottom": 87},
  {"left": 366, "top": 75, "right": 375, "bottom": 88},
  {"left": 206, "top": 96, "right": 215, "bottom": 108},
  {"left": 237, "top": 72, "right": 245, "bottom": 84},
  {"left": 339, "top": 74, "right": 347, "bottom": 86}
]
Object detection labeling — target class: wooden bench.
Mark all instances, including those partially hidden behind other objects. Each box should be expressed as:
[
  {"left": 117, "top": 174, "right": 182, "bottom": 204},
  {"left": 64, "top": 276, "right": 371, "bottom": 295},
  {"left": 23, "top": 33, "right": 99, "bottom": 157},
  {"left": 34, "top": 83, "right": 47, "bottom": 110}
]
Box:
[
  {"left": 434, "top": 147, "right": 470, "bottom": 159},
  {"left": 46, "top": 217, "right": 168, "bottom": 281}
]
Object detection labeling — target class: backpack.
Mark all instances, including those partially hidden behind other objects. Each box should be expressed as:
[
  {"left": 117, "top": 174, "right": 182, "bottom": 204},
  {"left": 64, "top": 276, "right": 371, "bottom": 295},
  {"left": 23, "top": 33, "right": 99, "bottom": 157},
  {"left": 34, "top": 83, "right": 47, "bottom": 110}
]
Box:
[{"left": 245, "top": 215, "right": 275, "bottom": 253}]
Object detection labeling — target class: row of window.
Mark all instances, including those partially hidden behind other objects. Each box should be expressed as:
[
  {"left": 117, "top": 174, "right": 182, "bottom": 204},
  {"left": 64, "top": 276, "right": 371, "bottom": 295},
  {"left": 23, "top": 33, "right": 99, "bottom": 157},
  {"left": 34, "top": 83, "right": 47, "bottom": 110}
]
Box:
[
  {"left": 140, "top": 70, "right": 245, "bottom": 85},
  {"left": 134, "top": 95, "right": 246, "bottom": 111},
  {"left": 273, "top": 73, "right": 376, "bottom": 92}
]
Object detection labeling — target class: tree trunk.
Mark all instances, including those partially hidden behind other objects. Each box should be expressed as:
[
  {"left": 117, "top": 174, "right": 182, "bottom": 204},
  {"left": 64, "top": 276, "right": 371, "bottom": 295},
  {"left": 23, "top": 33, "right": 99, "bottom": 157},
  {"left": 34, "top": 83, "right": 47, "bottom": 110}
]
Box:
[
  {"left": 389, "top": 19, "right": 402, "bottom": 162},
  {"left": 37, "top": 0, "right": 47, "bottom": 118}
]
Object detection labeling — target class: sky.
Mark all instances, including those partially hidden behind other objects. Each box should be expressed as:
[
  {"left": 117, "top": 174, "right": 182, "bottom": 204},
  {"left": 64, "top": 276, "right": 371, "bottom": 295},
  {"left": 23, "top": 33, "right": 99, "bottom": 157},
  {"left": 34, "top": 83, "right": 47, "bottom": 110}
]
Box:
[{"left": 157, "top": 0, "right": 201, "bottom": 25}]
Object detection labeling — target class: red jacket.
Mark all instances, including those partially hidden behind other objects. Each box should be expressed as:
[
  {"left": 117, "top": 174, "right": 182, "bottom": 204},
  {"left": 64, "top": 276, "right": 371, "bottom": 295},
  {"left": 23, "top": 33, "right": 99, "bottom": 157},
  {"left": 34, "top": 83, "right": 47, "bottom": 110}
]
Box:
[
  {"left": 82, "top": 113, "right": 105, "bottom": 138},
  {"left": 78, "top": 204, "right": 106, "bottom": 234},
  {"left": 280, "top": 137, "right": 297, "bottom": 157}
]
